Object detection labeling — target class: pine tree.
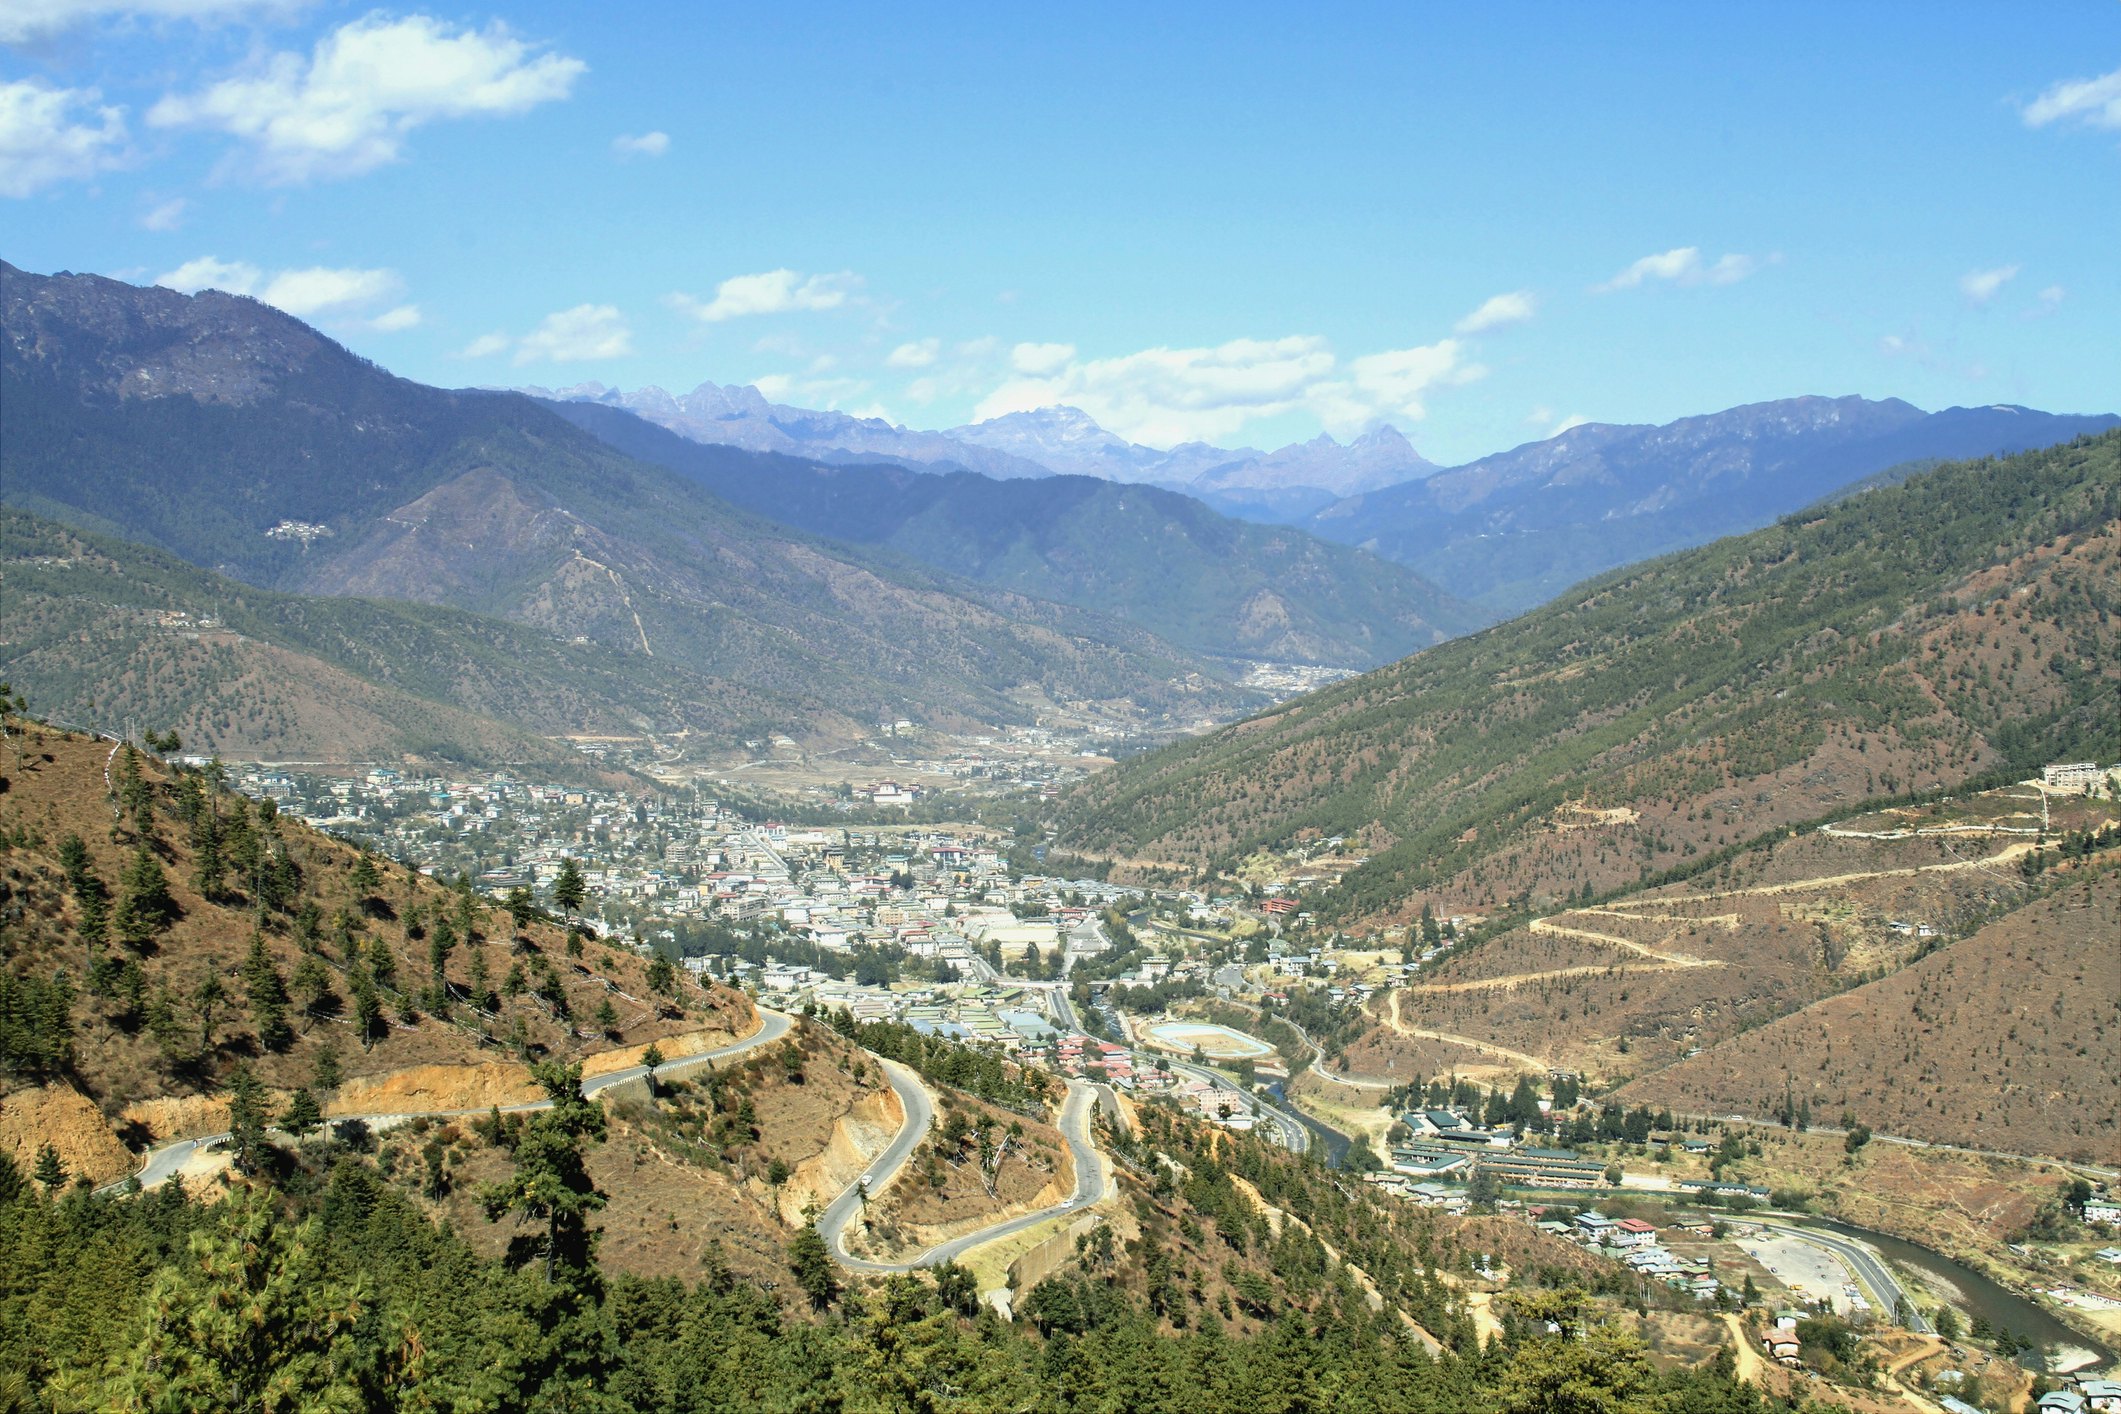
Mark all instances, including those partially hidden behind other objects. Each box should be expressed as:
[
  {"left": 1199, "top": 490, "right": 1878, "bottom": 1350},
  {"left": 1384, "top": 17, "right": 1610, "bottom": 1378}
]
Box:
[
  {"left": 311, "top": 1043, "right": 341, "bottom": 1093},
  {"left": 225, "top": 1062, "right": 271, "bottom": 1175},
  {"left": 279, "top": 1087, "right": 323, "bottom": 1137},
  {"left": 242, "top": 934, "right": 292, "bottom": 1052},
  {"left": 89, "top": 1187, "right": 365, "bottom": 1410},
  {"left": 189, "top": 808, "right": 225, "bottom": 901},
  {"left": 350, "top": 970, "right": 382, "bottom": 1050},
  {"left": 117, "top": 844, "right": 175, "bottom": 944},
  {"left": 291, "top": 954, "right": 336, "bottom": 1025},
  {"left": 192, "top": 971, "right": 225, "bottom": 1054},
  {"left": 479, "top": 1061, "right": 608, "bottom": 1283},
  {"left": 33, "top": 1143, "right": 66, "bottom": 1194},
  {"left": 788, "top": 1224, "right": 841, "bottom": 1309},
  {"left": 114, "top": 745, "right": 153, "bottom": 838},
  {"left": 365, "top": 933, "right": 396, "bottom": 988},
  {"left": 551, "top": 857, "right": 587, "bottom": 915},
  {"left": 594, "top": 997, "right": 618, "bottom": 1037}
]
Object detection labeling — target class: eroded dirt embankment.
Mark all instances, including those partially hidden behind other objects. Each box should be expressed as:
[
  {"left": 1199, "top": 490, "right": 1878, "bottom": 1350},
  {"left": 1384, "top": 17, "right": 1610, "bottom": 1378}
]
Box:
[
  {"left": 779, "top": 1083, "right": 905, "bottom": 1226},
  {"left": 0, "top": 1083, "right": 134, "bottom": 1183}
]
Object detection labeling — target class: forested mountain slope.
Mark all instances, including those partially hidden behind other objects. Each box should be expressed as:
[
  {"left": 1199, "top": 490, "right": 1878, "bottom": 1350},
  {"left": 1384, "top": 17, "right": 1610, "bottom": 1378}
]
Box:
[
  {"left": 0, "top": 263, "right": 1254, "bottom": 736},
  {"left": 548, "top": 399, "right": 1482, "bottom": 669},
  {"left": 1051, "top": 432, "right": 2121, "bottom": 920}
]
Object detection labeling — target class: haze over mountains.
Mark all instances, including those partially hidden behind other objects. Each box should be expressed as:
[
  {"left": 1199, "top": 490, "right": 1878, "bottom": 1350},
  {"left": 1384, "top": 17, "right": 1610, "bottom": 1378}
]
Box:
[{"left": 537, "top": 379, "right": 2116, "bottom": 616}]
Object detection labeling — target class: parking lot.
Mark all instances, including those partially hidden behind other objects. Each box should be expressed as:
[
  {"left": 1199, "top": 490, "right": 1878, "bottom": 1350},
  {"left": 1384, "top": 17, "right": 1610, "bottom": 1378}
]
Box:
[{"left": 1743, "top": 1232, "right": 1864, "bottom": 1314}]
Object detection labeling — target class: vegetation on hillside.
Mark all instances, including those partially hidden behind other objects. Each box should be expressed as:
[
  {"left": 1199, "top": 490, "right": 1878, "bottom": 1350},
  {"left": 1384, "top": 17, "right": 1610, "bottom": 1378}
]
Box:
[
  {"left": 0, "top": 716, "right": 742, "bottom": 1176},
  {"left": 1, "top": 509, "right": 797, "bottom": 764},
  {"left": 1055, "top": 432, "right": 2121, "bottom": 920}
]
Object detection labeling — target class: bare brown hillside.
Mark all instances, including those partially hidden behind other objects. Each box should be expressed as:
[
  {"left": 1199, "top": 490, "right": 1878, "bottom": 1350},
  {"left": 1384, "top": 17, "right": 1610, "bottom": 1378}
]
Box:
[
  {"left": 1354, "top": 824, "right": 2055, "bottom": 1086},
  {"left": 848, "top": 1091, "right": 1073, "bottom": 1262},
  {"left": 394, "top": 1018, "right": 900, "bottom": 1294},
  {"left": 1617, "top": 863, "right": 2121, "bottom": 1163}
]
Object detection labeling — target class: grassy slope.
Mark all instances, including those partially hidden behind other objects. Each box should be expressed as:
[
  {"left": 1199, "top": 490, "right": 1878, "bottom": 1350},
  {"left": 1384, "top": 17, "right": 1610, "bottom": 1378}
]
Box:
[{"left": 1053, "top": 432, "right": 2121, "bottom": 920}]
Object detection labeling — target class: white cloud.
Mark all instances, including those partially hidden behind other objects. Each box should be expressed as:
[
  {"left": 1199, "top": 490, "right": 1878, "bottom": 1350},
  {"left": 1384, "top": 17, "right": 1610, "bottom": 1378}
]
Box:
[
  {"left": 611, "top": 130, "right": 669, "bottom": 159},
  {"left": 972, "top": 333, "right": 1479, "bottom": 446},
  {"left": 748, "top": 373, "right": 869, "bottom": 408},
  {"left": 365, "top": 303, "right": 421, "bottom": 332},
  {"left": 2035, "top": 284, "right": 2065, "bottom": 312},
  {"left": 155, "top": 256, "right": 408, "bottom": 320},
  {"left": 141, "top": 196, "right": 188, "bottom": 230},
  {"left": 512, "top": 304, "right": 631, "bottom": 364},
  {"left": 1009, "top": 341, "right": 1076, "bottom": 375},
  {"left": 0, "top": 79, "right": 128, "bottom": 198},
  {"left": 1454, "top": 290, "right": 1536, "bottom": 334},
  {"left": 258, "top": 264, "right": 402, "bottom": 315},
  {"left": 2023, "top": 65, "right": 2121, "bottom": 131},
  {"left": 0, "top": 0, "right": 301, "bottom": 44},
  {"left": 886, "top": 338, "right": 939, "bottom": 368},
  {"left": 1959, "top": 264, "right": 2019, "bottom": 303},
  {"left": 458, "top": 331, "right": 510, "bottom": 359},
  {"left": 668, "top": 268, "right": 860, "bottom": 322},
  {"left": 1548, "top": 413, "right": 1590, "bottom": 436},
  {"left": 154, "top": 255, "right": 261, "bottom": 294},
  {"left": 147, "top": 13, "right": 583, "bottom": 184},
  {"left": 1593, "top": 246, "right": 1763, "bottom": 293},
  {"left": 976, "top": 336, "right": 1334, "bottom": 445}
]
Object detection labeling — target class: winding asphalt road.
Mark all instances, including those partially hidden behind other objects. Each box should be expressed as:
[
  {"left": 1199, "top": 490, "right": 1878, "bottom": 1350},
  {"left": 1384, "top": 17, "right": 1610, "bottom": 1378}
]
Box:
[
  {"left": 101, "top": 997, "right": 1114, "bottom": 1285},
  {"left": 99, "top": 1008, "right": 795, "bottom": 1195},
  {"left": 820, "top": 1077, "right": 1110, "bottom": 1274}
]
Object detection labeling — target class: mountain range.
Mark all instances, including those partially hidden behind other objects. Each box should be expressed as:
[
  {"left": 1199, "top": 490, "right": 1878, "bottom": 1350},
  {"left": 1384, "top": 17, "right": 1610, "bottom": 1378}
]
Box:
[
  {"left": 1304, "top": 395, "right": 2121, "bottom": 613},
  {"left": 538, "top": 381, "right": 2116, "bottom": 616},
  {"left": 542, "top": 399, "right": 1480, "bottom": 670},
  {"left": 527, "top": 383, "right": 1436, "bottom": 519},
  {"left": 1, "top": 262, "right": 1301, "bottom": 755}
]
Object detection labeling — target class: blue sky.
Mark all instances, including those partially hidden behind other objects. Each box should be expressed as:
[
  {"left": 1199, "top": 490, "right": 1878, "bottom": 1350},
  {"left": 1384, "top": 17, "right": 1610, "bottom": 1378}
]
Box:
[{"left": 5, "top": 1, "right": 2117, "bottom": 463}]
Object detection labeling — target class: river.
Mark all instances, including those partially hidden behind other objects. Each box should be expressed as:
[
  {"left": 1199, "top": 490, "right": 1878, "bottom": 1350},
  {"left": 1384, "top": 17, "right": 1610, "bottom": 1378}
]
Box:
[
  {"left": 1794, "top": 1216, "right": 2114, "bottom": 1374},
  {"left": 1265, "top": 1082, "right": 1354, "bottom": 1167}
]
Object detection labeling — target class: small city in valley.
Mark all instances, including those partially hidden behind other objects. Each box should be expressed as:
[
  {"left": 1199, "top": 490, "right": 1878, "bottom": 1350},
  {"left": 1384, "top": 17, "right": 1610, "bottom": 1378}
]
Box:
[{"left": 3, "top": 6, "right": 2119, "bottom": 1411}]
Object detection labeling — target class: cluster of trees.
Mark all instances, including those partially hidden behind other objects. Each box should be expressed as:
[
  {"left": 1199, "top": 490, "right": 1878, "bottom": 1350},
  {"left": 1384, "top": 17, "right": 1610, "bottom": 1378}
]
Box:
[
  {"left": 823, "top": 1010, "right": 1057, "bottom": 1114},
  {"left": 2018, "top": 821, "right": 2121, "bottom": 877}
]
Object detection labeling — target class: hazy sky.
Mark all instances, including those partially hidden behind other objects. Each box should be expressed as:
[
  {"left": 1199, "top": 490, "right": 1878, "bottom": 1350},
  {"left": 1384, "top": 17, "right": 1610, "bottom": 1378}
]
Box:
[{"left": 6, "top": 1, "right": 2116, "bottom": 463}]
